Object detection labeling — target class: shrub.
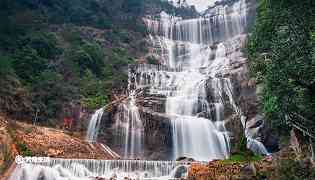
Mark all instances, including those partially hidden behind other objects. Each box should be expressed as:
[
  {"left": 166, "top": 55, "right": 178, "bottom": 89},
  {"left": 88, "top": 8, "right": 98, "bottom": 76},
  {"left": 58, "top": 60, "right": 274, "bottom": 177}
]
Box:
[
  {"left": 276, "top": 159, "right": 315, "bottom": 180},
  {"left": 146, "top": 55, "right": 159, "bottom": 65},
  {"left": 16, "top": 142, "right": 33, "bottom": 157}
]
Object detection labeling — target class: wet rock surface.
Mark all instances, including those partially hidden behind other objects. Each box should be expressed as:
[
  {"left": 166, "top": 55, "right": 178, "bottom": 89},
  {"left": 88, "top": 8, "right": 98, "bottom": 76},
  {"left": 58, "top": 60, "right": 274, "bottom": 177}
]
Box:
[{"left": 98, "top": 102, "right": 174, "bottom": 160}]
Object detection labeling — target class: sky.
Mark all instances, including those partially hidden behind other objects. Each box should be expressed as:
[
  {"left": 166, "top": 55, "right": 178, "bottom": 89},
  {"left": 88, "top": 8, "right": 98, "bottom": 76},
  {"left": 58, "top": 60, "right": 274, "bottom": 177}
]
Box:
[
  {"left": 185, "top": 0, "right": 220, "bottom": 12},
  {"left": 169, "top": 0, "right": 221, "bottom": 12}
]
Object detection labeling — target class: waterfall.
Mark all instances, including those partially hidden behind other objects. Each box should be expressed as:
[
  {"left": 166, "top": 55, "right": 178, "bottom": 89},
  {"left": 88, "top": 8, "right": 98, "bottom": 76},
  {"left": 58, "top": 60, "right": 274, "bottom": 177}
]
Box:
[
  {"left": 138, "top": 0, "right": 249, "bottom": 161},
  {"left": 10, "top": 0, "right": 261, "bottom": 179},
  {"left": 114, "top": 91, "right": 144, "bottom": 159},
  {"left": 171, "top": 116, "right": 229, "bottom": 160},
  {"left": 144, "top": 0, "right": 247, "bottom": 46},
  {"left": 86, "top": 108, "right": 104, "bottom": 142},
  {"left": 9, "top": 159, "right": 180, "bottom": 180}
]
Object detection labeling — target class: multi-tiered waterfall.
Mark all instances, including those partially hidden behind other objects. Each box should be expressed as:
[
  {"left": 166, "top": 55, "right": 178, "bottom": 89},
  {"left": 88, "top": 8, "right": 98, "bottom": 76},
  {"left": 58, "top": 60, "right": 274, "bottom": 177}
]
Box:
[
  {"left": 140, "top": 0, "right": 248, "bottom": 161},
  {"left": 10, "top": 0, "right": 264, "bottom": 179}
]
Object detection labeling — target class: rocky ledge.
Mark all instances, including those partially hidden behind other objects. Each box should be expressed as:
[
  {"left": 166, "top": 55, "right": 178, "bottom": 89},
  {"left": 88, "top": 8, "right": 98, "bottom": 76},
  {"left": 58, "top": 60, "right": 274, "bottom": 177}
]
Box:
[
  {"left": 188, "top": 142, "right": 315, "bottom": 180},
  {"left": 188, "top": 159, "right": 273, "bottom": 180},
  {"left": 6, "top": 118, "right": 114, "bottom": 160}
]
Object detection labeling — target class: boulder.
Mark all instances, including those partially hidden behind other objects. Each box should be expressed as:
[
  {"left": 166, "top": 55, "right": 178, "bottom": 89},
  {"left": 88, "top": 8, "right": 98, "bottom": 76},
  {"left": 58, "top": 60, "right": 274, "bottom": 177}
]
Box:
[
  {"left": 172, "top": 165, "right": 188, "bottom": 178},
  {"left": 241, "top": 163, "right": 256, "bottom": 176},
  {"left": 176, "top": 156, "right": 195, "bottom": 162}
]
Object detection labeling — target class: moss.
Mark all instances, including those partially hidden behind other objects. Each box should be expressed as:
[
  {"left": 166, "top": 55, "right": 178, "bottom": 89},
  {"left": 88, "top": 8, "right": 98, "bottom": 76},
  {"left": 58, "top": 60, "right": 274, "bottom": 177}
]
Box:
[{"left": 222, "top": 153, "right": 263, "bottom": 164}]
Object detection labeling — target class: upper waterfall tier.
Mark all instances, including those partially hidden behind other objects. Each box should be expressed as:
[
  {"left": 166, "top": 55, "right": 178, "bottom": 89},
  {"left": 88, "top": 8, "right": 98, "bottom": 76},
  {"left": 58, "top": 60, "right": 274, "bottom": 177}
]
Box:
[
  {"left": 144, "top": 0, "right": 247, "bottom": 45},
  {"left": 129, "top": 35, "right": 247, "bottom": 94}
]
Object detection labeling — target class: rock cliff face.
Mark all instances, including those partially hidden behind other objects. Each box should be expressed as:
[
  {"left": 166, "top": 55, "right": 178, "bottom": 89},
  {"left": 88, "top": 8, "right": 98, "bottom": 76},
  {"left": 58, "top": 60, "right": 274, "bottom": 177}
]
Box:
[{"left": 97, "top": 0, "right": 267, "bottom": 160}]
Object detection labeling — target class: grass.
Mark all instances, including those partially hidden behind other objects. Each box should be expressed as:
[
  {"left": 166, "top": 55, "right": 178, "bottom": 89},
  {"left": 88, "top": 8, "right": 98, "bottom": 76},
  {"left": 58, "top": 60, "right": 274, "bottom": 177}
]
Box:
[{"left": 222, "top": 153, "right": 263, "bottom": 164}]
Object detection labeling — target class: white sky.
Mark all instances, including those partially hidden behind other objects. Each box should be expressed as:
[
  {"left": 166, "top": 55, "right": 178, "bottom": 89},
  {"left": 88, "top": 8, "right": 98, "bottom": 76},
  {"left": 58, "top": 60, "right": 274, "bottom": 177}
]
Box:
[
  {"left": 185, "top": 0, "right": 219, "bottom": 12},
  {"left": 170, "top": 0, "right": 221, "bottom": 12}
]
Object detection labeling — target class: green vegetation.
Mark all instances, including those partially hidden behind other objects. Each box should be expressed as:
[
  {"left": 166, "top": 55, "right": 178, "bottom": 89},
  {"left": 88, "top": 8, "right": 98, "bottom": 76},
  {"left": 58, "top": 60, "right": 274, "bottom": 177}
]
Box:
[
  {"left": 146, "top": 56, "right": 159, "bottom": 65},
  {"left": 247, "top": 0, "right": 315, "bottom": 132},
  {"left": 16, "top": 142, "right": 33, "bottom": 157},
  {"left": 220, "top": 136, "right": 263, "bottom": 164},
  {"left": 222, "top": 153, "right": 262, "bottom": 164},
  {"left": 247, "top": 2, "right": 315, "bottom": 175},
  {"left": 275, "top": 159, "right": 315, "bottom": 180},
  {"left": 0, "top": 0, "right": 154, "bottom": 125},
  {"left": 223, "top": 137, "right": 263, "bottom": 164}
]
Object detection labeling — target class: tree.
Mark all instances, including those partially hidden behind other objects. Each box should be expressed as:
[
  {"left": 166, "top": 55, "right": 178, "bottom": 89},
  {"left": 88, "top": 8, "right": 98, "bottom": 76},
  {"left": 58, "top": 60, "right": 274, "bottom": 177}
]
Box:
[
  {"left": 247, "top": 0, "right": 315, "bottom": 132},
  {"left": 12, "top": 46, "right": 48, "bottom": 83}
]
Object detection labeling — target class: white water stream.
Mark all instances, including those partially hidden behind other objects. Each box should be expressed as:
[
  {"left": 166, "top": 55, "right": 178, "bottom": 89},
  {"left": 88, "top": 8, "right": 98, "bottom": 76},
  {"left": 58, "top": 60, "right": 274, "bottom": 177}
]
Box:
[
  {"left": 86, "top": 108, "right": 104, "bottom": 142},
  {"left": 114, "top": 91, "right": 144, "bottom": 159}
]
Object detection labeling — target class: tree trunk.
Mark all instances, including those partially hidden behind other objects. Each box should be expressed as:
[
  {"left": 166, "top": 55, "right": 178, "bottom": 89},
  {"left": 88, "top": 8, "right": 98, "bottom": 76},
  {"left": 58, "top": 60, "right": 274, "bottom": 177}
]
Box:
[{"left": 310, "top": 137, "right": 315, "bottom": 163}]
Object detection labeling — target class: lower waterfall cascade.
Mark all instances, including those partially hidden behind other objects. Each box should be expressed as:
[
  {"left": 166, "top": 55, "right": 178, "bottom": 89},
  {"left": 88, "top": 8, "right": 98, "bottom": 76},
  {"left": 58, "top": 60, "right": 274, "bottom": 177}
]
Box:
[
  {"left": 9, "top": 0, "right": 267, "bottom": 179},
  {"left": 9, "top": 159, "right": 184, "bottom": 180}
]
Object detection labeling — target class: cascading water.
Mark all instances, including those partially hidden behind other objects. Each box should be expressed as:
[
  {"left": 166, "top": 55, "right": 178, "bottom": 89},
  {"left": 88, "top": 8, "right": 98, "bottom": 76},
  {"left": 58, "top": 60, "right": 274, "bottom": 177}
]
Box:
[
  {"left": 10, "top": 0, "right": 262, "bottom": 179},
  {"left": 114, "top": 91, "right": 144, "bottom": 159},
  {"left": 86, "top": 108, "right": 104, "bottom": 142},
  {"left": 140, "top": 0, "right": 249, "bottom": 161},
  {"left": 9, "top": 159, "right": 180, "bottom": 180}
]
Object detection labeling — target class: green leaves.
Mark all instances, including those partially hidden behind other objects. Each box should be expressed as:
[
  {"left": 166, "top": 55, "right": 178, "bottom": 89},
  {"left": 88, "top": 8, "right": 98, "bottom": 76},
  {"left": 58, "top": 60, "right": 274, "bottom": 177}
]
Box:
[
  {"left": 25, "top": 32, "right": 61, "bottom": 59},
  {"left": 247, "top": 0, "right": 315, "bottom": 131},
  {"left": 0, "top": 55, "right": 14, "bottom": 75},
  {"left": 12, "top": 46, "right": 48, "bottom": 84},
  {"left": 0, "top": 0, "right": 147, "bottom": 123},
  {"left": 263, "top": 95, "right": 279, "bottom": 114}
]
